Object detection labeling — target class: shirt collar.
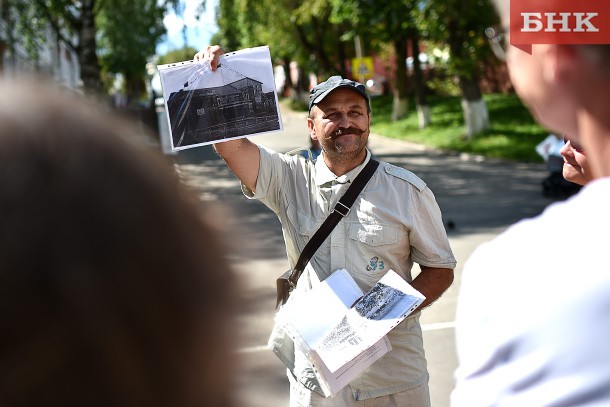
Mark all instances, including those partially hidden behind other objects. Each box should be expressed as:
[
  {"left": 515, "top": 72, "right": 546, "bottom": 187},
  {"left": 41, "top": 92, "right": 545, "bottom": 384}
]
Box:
[{"left": 314, "top": 149, "right": 372, "bottom": 187}]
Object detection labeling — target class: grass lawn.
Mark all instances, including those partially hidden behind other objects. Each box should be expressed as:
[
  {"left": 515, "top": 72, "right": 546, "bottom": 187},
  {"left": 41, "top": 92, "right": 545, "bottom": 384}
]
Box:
[{"left": 369, "top": 93, "right": 549, "bottom": 163}]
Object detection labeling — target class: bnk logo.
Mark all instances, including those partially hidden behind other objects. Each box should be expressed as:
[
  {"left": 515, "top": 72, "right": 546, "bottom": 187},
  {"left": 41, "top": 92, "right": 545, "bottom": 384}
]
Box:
[{"left": 510, "top": 0, "right": 610, "bottom": 53}]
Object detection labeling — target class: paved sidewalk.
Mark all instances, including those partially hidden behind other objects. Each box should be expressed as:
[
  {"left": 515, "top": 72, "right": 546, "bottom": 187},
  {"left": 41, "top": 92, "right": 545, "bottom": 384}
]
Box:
[{"left": 175, "top": 105, "right": 553, "bottom": 407}]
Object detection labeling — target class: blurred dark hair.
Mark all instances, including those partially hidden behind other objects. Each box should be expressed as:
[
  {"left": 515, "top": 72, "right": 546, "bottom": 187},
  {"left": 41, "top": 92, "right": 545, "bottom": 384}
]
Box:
[{"left": 0, "top": 77, "right": 236, "bottom": 406}]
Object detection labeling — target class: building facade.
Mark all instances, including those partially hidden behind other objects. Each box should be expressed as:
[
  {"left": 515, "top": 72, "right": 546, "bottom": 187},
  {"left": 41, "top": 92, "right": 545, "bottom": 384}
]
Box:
[{"left": 0, "top": 6, "right": 80, "bottom": 89}]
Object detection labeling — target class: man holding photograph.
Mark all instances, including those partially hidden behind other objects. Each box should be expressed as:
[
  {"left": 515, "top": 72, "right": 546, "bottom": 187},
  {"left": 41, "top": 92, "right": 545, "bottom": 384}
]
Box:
[{"left": 195, "top": 45, "right": 456, "bottom": 407}]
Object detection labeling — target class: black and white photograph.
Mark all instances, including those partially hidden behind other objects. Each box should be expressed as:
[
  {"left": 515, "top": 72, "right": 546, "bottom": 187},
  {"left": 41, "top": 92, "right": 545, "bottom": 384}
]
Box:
[
  {"left": 157, "top": 46, "right": 282, "bottom": 151},
  {"left": 354, "top": 283, "right": 409, "bottom": 320}
]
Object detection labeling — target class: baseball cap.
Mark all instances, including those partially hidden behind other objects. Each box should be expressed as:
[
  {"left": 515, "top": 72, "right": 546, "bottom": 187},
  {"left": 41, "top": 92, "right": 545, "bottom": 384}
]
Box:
[{"left": 308, "top": 76, "right": 370, "bottom": 113}]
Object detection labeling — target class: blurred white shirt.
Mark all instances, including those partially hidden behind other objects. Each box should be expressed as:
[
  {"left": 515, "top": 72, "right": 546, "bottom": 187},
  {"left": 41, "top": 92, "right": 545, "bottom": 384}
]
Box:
[{"left": 452, "top": 177, "right": 610, "bottom": 406}]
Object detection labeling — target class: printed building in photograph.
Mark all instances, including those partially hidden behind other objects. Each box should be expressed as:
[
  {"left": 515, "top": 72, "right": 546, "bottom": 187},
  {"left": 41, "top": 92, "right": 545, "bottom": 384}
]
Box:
[{"left": 167, "top": 76, "right": 280, "bottom": 148}]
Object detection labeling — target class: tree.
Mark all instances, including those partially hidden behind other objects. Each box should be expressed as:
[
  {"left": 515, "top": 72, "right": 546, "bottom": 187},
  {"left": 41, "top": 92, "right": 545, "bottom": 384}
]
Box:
[
  {"left": 5, "top": 0, "right": 181, "bottom": 96},
  {"left": 97, "top": 0, "right": 172, "bottom": 101},
  {"left": 408, "top": 25, "right": 431, "bottom": 128},
  {"left": 214, "top": 0, "right": 309, "bottom": 99},
  {"left": 330, "top": 0, "right": 429, "bottom": 125},
  {"left": 212, "top": 0, "right": 241, "bottom": 52},
  {"left": 214, "top": 0, "right": 353, "bottom": 102},
  {"left": 157, "top": 46, "right": 199, "bottom": 65},
  {"left": 1, "top": 0, "right": 48, "bottom": 71},
  {"left": 24, "top": 0, "right": 104, "bottom": 94},
  {"left": 422, "top": 0, "right": 499, "bottom": 138}
]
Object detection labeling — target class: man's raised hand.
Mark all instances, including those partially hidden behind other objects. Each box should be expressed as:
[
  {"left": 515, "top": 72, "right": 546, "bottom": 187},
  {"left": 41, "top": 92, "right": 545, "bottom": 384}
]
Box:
[{"left": 193, "top": 45, "right": 225, "bottom": 71}]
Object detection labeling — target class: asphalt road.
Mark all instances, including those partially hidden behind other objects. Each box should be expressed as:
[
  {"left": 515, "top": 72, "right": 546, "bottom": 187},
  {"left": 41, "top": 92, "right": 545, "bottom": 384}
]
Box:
[{"left": 174, "top": 103, "right": 553, "bottom": 407}]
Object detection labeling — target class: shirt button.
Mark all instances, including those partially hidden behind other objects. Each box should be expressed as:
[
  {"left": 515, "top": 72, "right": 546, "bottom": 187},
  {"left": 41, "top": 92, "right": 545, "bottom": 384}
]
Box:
[{"left": 333, "top": 244, "right": 338, "bottom": 249}]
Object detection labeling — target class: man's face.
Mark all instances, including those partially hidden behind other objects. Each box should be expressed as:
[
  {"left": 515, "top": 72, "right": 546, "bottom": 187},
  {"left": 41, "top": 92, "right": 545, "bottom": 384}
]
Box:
[
  {"left": 307, "top": 88, "right": 370, "bottom": 165},
  {"left": 560, "top": 137, "right": 592, "bottom": 186}
]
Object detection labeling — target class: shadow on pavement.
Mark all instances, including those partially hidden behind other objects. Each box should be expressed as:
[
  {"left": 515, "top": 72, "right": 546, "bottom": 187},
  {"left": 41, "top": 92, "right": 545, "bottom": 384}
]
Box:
[
  {"left": 174, "top": 142, "right": 556, "bottom": 262},
  {"left": 374, "top": 149, "right": 553, "bottom": 235},
  {"left": 174, "top": 145, "right": 288, "bottom": 262}
]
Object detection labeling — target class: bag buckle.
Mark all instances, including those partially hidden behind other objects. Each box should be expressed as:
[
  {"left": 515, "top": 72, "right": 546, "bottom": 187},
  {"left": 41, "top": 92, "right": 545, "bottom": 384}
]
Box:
[{"left": 334, "top": 202, "right": 350, "bottom": 217}]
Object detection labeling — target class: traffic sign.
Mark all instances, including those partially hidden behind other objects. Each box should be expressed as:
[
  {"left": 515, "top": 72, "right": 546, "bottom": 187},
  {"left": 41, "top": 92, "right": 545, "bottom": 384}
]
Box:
[{"left": 351, "top": 57, "right": 373, "bottom": 81}]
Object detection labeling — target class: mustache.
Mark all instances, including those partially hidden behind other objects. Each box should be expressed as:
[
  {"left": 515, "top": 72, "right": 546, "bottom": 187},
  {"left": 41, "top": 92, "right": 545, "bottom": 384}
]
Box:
[{"left": 329, "top": 127, "right": 365, "bottom": 138}]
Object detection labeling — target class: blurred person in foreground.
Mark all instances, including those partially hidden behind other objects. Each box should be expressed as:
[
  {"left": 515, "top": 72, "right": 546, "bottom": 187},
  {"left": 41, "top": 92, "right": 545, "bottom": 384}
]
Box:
[
  {"left": 452, "top": 1, "right": 610, "bottom": 405},
  {"left": 560, "top": 136, "right": 593, "bottom": 186},
  {"left": 195, "top": 46, "right": 456, "bottom": 407},
  {"left": 0, "top": 76, "right": 237, "bottom": 407}
]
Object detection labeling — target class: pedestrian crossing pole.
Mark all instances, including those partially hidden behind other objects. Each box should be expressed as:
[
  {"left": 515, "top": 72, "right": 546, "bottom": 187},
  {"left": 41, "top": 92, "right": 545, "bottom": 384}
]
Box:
[
  {"left": 355, "top": 35, "right": 363, "bottom": 59},
  {"left": 352, "top": 36, "right": 373, "bottom": 84}
]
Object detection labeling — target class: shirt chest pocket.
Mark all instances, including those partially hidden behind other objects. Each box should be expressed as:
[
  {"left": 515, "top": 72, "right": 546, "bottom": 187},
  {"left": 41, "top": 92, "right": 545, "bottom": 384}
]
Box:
[
  {"left": 286, "top": 202, "right": 320, "bottom": 238},
  {"left": 347, "top": 222, "right": 399, "bottom": 247}
]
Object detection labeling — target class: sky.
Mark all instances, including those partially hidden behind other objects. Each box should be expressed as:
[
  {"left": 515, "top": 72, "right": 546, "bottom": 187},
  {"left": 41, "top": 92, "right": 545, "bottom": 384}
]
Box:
[{"left": 156, "top": 0, "right": 218, "bottom": 56}]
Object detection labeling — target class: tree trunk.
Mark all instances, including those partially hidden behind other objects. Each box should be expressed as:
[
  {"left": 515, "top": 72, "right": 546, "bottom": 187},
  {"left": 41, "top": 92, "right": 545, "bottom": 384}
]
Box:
[
  {"left": 78, "top": 0, "right": 103, "bottom": 95},
  {"left": 458, "top": 75, "right": 489, "bottom": 138},
  {"left": 282, "top": 57, "right": 293, "bottom": 98},
  {"left": 334, "top": 25, "right": 348, "bottom": 78},
  {"left": 447, "top": 18, "right": 489, "bottom": 138},
  {"left": 286, "top": 61, "right": 309, "bottom": 105},
  {"left": 125, "top": 73, "right": 145, "bottom": 105},
  {"left": 410, "top": 27, "right": 430, "bottom": 128},
  {"left": 295, "top": 65, "right": 310, "bottom": 105},
  {"left": 392, "top": 37, "right": 409, "bottom": 121}
]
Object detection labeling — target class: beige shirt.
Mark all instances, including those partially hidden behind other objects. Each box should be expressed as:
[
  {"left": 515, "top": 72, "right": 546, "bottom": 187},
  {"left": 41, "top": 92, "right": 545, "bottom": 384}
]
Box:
[{"left": 245, "top": 146, "right": 456, "bottom": 400}]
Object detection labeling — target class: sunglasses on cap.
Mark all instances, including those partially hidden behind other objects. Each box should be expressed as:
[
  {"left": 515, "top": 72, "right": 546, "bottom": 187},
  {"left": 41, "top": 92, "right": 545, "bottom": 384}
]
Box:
[{"left": 563, "top": 137, "right": 585, "bottom": 154}]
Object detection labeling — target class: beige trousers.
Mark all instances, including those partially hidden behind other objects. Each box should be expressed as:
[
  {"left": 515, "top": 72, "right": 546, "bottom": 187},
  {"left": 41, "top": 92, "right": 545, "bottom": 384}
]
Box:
[{"left": 288, "top": 373, "right": 431, "bottom": 407}]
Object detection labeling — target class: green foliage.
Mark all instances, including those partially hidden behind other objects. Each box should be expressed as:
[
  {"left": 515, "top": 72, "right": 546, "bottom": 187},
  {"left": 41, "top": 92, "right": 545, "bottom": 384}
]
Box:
[
  {"left": 3, "top": 0, "right": 75, "bottom": 66},
  {"left": 420, "top": 0, "right": 500, "bottom": 78},
  {"left": 97, "top": 0, "right": 169, "bottom": 79},
  {"left": 215, "top": 0, "right": 353, "bottom": 77},
  {"left": 426, "top": 75, "right": 461, "bottom": 97},
  {"left": 12, "top": 0, "right": 105, "bottom": 92},
  {"left": 327, "top": 0, "right": 418, "bottom": 74},
  {"left": 157, "top": 46, "right": 199, "bottom": 65},
  {"left": 215, "top": 0, "right": 242, "bottom": 51},
  {"left": 281, "top": 97, "right": 308, "bottom": 113},
  {"left": 5, "top": 0, "right": 183, "bottom": 95},
  {"left": 330, "top": 0, "right": 418, "bottom": 41},
  {"left": 10, "top": 0, "right": 48, "bottom": 64},
  {"left": 370, "top": 93, "right": 548, "bottom": 162}
]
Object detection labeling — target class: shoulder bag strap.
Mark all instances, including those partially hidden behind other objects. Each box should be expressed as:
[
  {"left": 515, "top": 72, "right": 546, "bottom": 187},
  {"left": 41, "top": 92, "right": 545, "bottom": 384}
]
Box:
[{"left": 288, "top": 158, "right": 380, "bottom": 286}]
